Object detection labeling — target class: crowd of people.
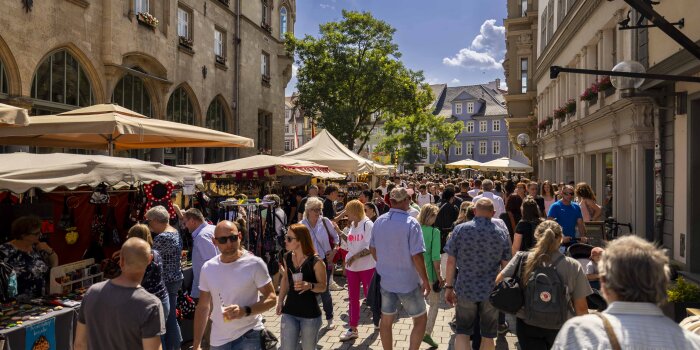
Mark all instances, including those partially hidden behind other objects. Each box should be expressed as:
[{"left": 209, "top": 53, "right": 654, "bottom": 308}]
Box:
[{"left": 8, "top": 173, "right": 700, "bottom": 350}]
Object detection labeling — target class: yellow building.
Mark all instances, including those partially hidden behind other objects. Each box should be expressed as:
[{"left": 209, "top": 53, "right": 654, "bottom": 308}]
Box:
[{"left": 0, "top": 0, "right": 295, "bottom": 163}]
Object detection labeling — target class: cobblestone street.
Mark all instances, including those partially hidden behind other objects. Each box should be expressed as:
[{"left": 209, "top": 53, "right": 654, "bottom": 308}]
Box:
[{"left": 261, "top": 275, "right": 519, "bottom": 350}]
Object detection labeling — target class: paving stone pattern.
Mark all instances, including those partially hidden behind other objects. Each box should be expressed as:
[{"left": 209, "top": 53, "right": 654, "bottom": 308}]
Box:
[{"left": 260, "top": 275, "right": 519, "bottom": 350}]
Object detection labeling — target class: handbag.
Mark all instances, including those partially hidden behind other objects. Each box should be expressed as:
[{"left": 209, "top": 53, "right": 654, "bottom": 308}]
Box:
[
  {"left": 260, "top": 328, "right": 278, "bottom": 350},
  {"left": 176, "top": 289, "right": 196, "bottom": 320},
  {"left": 489, "top": 252, "right": 527, "bottom": 314}
]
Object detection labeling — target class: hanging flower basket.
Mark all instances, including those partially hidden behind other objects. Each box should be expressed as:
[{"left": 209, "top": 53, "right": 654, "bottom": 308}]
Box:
[
  {"left": 137, "top": 12, "right": 159, "bottom": 28},
  {"left": 566, "top": 98, "right": 576, "bottom": 114}
]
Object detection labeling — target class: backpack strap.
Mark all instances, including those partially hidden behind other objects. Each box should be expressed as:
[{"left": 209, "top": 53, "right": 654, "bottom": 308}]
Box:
[
  {"left": 551, "top": 254, "right": 566, "bottom": 268},
  {"left": 593, "top": 312, "right": 622, "bottom": 350}
]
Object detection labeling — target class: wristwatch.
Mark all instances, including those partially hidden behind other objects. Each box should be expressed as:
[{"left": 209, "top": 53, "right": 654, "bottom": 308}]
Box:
[
  {"left": 244, "top": 306, "right": 252, "bottom": 316},
  {"left": 310, "top": 283, "right": 315, "bottom": 290}
]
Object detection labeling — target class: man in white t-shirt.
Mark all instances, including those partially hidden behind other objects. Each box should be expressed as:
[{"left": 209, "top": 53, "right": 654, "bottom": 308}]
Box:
[
  {"left": 192, "top": 221, "right": 276, "bottom": 350},
  {"left": 377, "top": 178, "right": 389, "bottom": 196},
  {"left": 472, "top": 179, "right": 505, "bottom": 218},
  {"left": 416, "top": 184, "right": 433, "bottom": 208}
]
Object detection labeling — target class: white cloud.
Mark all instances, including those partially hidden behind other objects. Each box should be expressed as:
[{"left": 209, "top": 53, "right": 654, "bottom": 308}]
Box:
[
  {"left": 319, "top": 3, "right": 335, "bottom": 9},
  {"left": 292, "top": 64, "right": 299, "bottom": 79},
  {"left": 451, "top": 78, "right": 461, "bottom": 84},
  {"left": 443, "top": 19, "right": 505, "bottom": 70}
]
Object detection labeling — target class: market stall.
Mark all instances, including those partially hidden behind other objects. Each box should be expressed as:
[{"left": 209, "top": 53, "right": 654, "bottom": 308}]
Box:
[
  {"left": 0, "top": 152, "right": 203, "bottom": 348},
  {"left": 476, "top": 157, "right": 534, "bottom": 173}
]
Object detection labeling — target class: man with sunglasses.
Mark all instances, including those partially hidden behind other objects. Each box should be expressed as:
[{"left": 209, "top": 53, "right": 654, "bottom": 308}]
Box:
[
  {"left": 192, "top": 221, "right": 276, "bottom": 350},
  {"left": 547, "top": 185, "right": 587, "bottom": 247}
]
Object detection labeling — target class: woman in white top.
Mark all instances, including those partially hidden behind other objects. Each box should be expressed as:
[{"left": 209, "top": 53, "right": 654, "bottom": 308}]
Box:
[
  {"left": 339, "top": 200, "right": 376, "bottom": 341},
  {"left": 542, "top": 180, "right": 556, "bottom": 215}
]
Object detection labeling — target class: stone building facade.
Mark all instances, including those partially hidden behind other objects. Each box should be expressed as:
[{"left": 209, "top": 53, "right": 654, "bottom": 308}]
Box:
[{"left": 0, "top": 0, "right": 294, "bottom": 164}]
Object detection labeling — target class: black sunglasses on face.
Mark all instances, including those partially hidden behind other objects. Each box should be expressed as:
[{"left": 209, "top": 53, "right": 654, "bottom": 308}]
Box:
[
  {"left": 563, "top": 192, "right": 574, "bottom": 196},
  {"left": 215, "top": 235, "right": 239, "bottom": 244},
  {"left": 285, "top": 235, "right": 297, "bottom": 243}
]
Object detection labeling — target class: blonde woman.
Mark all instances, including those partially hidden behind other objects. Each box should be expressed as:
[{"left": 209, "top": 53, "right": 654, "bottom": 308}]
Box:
[
  {"left": 417, "top": 204, "right": 442, "bottom": 348},
  {"left": 496, "top": 220, "right": 592, "bottom": 349},
  {"left": 339, "top": 200, "right": 376, "bottom": 341}
]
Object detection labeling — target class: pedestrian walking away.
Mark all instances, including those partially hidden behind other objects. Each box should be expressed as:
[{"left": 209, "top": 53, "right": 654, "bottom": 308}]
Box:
[
  {"left": 277, "top": 224, "right": 327, "bottom": 350},
  {"left": 370, "top": 187, "right": 431, "bottom": 350},
  {"left": 192, "top": 221, "right": 277, "bottom": 350},
  {"left": 417, "top": 204, "right": 443, "bottom": 348}
]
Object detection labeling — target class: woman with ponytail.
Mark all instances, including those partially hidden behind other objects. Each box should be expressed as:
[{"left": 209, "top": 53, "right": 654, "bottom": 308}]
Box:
[{"left": 495, "top": 220, "right": 592, "bottom": 349}]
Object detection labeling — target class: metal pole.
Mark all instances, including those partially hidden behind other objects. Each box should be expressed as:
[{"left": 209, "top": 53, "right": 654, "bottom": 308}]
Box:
[{"left": 550, "top": 66, "right": 700, "bottom": 83}]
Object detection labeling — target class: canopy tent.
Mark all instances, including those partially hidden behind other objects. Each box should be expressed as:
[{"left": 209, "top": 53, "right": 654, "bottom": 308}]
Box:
[
  {"left": 445, "top": 158, "right": 483, "bottom": 169},
  {"left": 180, "top": 155, "right": 345, "bottom": 180},
  {"left": 283, "top": 129, "right": 388, "bottom": 174},
  {"left": 0, "top": 103, "right": 29, "bottom": 126},
  {"left": 0, "top": 104, "right": 254, "bottom": 155},
  {"left": 0, "top": 152, "right": 203, "bottom": 193},
  {"left": 477, "top": 157, "right": 534, "bottom": 173}
]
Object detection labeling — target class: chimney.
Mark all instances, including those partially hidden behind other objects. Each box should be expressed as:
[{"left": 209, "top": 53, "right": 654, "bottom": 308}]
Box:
[{"left": 494, "top": 78, "right": 501, "bottom": 89}]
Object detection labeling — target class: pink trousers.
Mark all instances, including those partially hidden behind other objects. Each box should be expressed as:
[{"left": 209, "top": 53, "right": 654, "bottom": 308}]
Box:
[{"left": 346, "top": 268, "right": 375, "bottom": 328}]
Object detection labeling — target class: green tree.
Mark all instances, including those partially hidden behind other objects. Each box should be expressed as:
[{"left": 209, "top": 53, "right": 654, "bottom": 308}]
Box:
[
  {"left": 286, "top": 11, "right": 427, "bottom": 153},
  {"left": 430, "top": 117, "right": 464, "bottom": 164}
]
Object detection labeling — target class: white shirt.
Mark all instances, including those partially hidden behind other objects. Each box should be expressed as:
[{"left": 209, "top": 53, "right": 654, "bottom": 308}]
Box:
[
  {"left": 345, "top": 217, "right": 376, "bottom": 272},
  {"left": 468, "top": 188, "right": 480, "bottom": 198},
  {"left": 301, "top": 217, "right": 339, "bottom": 256},
  {"left": 378, "top": 186, "right": 388, "bottom": 196},
  {"left": 407, "top": 207, "right": 419, "bottom": 218},
  {"left": 472, "top": 192, "right": 506, "bottom": 218},
  {"left": 553, "top": 302, "right": 700, "bottom": 350},
  {"left": 198, "top": 252, "right": 272, "bottom": 347},
  {"left": 416, "top": 192, "right": 433, "bottom": 207}
]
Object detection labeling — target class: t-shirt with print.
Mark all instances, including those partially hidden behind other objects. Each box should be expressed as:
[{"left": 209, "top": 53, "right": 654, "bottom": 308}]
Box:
[
  {"left": 444, "top": 217, "right": 511, "bottom": 302},
  {"left": 199, "top": 251, "right": 272, "bottom": 347},
  {"left": 346, "top": 217, "right": 376, "bottom": 272},
  {"left": 501, "top": 251, "right": 593, "bottom": 320},
  {"left": 78, "top": 280, "right": 165, "bottom": 350}
]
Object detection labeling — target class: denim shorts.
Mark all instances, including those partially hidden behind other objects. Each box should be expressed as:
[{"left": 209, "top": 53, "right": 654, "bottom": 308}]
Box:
[
  {"left": 455, "top": 299, "right": 498, "bottom": 338},
  {"left": 379, "top": 286, "right": 427, "bottom": 317}
]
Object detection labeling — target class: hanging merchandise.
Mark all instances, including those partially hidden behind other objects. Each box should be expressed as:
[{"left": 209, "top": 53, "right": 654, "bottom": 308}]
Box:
[
  {"left": 89, "top": 183, "right": 110, "bottom": 205},
  {"left": 90, "top": 207, "right": 107, "bottom": 247},
  {"left": 104, "top": 205, "right": 122, "bottom": 247},
  {"left": 143, "top": 181, "right": 177, "bottom": 218},
  {"left": 125, "top": 186, "right": 142, "bottom": 228}
]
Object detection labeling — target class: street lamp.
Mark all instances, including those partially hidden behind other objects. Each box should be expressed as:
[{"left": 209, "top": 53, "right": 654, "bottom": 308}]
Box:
[
  {"left": 611, "top": 60, "right": 646, "bottom": 97},
  {"left": 517, "top": 132, "right": 535, "bottom": 168}
]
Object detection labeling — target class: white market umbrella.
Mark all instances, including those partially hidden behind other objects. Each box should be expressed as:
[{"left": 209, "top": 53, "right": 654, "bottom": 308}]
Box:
[
  {"left": 0, "top": 103, "right": 29, "bottom": 126},
  {"left": 445, "top": 158, "right": 483, "bottom": 169},
  {"left": 181, "top": 154, "right": 345, "bottom": 180},
  {"left": 478, "top": 157, "right": 533, "bottom": 172}
]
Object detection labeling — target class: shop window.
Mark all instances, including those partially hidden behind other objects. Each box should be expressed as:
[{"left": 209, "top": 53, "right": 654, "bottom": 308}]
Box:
[
  {"left": 30, "top": 49, "right": 95, "bottom": 114},
  {"left": 280, "top": 7, "right": 288, "bottom": 39},
  {"left": 111, "top": 73, "right": 152, "bottom": 117},
  {"left": 0, "top": 59, "right": 7, "bottom": 95},
  {"left": 205, "top": 98, "right": 228, "bottom": 163}
]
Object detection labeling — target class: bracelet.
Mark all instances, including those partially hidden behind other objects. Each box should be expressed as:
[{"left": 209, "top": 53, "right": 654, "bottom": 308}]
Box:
[
  {"left": 310, "top": 283, "right": 314, "bottom": 290},
  {"left": 444, "top": 285, "right": 454, "bottom": 289}
]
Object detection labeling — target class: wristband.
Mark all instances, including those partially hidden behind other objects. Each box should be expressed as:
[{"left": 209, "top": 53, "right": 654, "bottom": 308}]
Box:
[{"left": 244, "top": 306, "right": 252, "bottom": 316}]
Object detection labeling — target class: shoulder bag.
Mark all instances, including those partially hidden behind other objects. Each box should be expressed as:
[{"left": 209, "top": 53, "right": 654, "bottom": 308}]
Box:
[
  {"left": 489, "top": 252, "right": 527, "bottom": 314},
  {"left": 593, "top": 311, "right": 621, "bottom": 350}
]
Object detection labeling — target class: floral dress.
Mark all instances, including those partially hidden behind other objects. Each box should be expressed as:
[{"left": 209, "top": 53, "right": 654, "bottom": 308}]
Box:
[{"left": 0, "top": 243, "right": 50, "bottom": 297}]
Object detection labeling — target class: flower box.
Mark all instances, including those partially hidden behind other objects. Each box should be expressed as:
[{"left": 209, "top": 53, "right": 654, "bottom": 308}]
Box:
[
  {"left": 580, "top": 82, "right": 599, "bottom": 102},
  {"left": 179, "top": 36, "right": 193, "bottom": 49},
  {"left": 565, "top": 99, "right": 576, "bottom": 115},
  {"left": 137, "top": 12, "right": 159, "bottom": 29},
  {"left": 553, "top": 107, "right": 567, "bottom": 121},
  {"left": 261, "top": 22, "right": 272, "bottom": 33},
  {"left": 215, "top": 55, "right": 227, "bottom": 66},
  {"left": 261, "top": 74, "right": 271, "bottom": 87},
  {"left": 218, "top": 0, "right": 230, "bottom": 6}
]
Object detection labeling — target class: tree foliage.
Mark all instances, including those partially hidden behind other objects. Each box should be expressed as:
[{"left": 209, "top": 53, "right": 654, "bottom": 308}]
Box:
[
  {"left": 431, "top": 117, "right": 465, "bottom": 164},
  {"left": 286, "top": 11, "right": 427, "bottom": 152}
]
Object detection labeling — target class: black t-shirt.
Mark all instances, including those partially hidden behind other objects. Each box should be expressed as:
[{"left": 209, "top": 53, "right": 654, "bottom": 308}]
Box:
[
  {"left": 515, "top": 220, "right": 540, "bottom": 252},
  {"left": 297, "top": 196, "right": 312, "bottom": 218},
  {"left": 322, "top": 196, "right": 336, "bottom": 219},
  {"left": 282, "top": 253, "right": 322, "bottom": 318},
  {"left": 506, "top": 194, "right": 523, "bottom": 223},
  {"left": 534, "top": 195, "right": 546, "bottom": 216}
]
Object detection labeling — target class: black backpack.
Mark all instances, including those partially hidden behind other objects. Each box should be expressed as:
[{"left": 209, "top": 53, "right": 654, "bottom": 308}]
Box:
[{"left": 523, "top": 254, "right": 570, "bottom": 329}]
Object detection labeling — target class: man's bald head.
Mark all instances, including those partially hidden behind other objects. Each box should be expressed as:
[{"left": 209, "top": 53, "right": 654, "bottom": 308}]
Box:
[
  {"left": 215, "top": 220, "right": 239, "bottom": 237},
  {"left": 120, "top": 237, "right": 152, "bottom": 272},
  {"left": 474, "top": 198, "right": 495, "bottom": 218}
]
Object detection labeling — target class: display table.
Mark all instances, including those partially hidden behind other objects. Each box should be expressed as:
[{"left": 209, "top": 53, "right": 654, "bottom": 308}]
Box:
[{"left": 0, "top": 305, "right": 79, "bottom": 350}]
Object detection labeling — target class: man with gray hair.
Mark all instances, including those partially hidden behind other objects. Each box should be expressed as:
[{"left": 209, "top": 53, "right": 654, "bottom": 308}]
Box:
[
  {"left": 471, "top": 179, "right": 505, "bottom": 218},
  {"left": 183, "top": 208, "right": 219, "bottom": 299},
  {"left": 444, "top": 198, "right": 511, "bottom": 350},
  {"left": 553, "top": 236, "right": 700, "bottom": 349}
]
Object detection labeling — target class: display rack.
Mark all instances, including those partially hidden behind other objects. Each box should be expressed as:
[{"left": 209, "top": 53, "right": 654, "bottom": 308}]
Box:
[
  {"left": 49, "top": 259, "right": 102, "bottom": 295},
  {"left": 218, "top": 200, "right": 275, "bottom": 250}
]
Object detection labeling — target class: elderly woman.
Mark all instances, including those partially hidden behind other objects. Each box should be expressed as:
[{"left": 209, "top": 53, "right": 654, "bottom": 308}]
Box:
[
  {"left": 300, "top": 197, "right": 339, "bottom": 329},
  {"left": 0, "top": 216, "right": 58, "bottom": 298},
  {"left": 553, "top": 236, "right": 700, "bottom": 349},
  {"left": 145, "top": 206, "right": 183, "bottom": 350}
]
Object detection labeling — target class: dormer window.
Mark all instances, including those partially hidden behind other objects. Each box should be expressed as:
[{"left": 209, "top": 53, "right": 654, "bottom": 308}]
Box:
[{"left": 467, "top": 102, "right": 474, "bottom": 113}]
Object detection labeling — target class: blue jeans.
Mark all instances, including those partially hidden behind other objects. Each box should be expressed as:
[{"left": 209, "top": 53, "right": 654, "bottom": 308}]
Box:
[
  {"left": 164, "top": 280, "right": 183, "bottom": 350},
  {"left": 316, "top": 269, "right": 333, "bottom": 320},
  {"left": 160, "top": 293, "right": 170, "bottom": 348},
  {"left": 211, "top": 329, "right": 262, "bottom": 350},
  {"left": 280, "top": 314, "right": 322, "bottom": 350}
]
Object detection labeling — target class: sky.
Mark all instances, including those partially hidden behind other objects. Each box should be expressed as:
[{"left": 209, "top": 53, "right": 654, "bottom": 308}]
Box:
[{"left": 285, "top": 0, "right": 507, "bottom": 96}]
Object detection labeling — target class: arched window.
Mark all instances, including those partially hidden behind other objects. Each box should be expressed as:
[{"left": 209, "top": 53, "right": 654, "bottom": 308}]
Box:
[
  {"left": 280, "top": 7, "right": 288, "bottom": 39},
  {"left": 166, "top": 86, "right": 195, "bottom": 125},
  {"left": 205, "top": 98, "right": 228, "bottom": 163},
  {"left": 30, "top": 49, "right": 95, "bottom": 114},
  {"left": 166, "top": 86, "right": 196, "bottom": 164},
  {"left": 111, "top": 73, "right": 153, "bottom": 117},
  {"left": 0, "top": 59, "right": 8, "bottom": 95}
]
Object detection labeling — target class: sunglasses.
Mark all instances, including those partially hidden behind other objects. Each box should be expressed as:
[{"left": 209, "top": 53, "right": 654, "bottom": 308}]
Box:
[
  {"left": 563, "top": 192, "right": 574, "bottom": 196},
  {"left": 285, "top": 235, "right": 297, "bottom": 243},
  {"left": 215, "top": 235, "right": 239, "bottom": 244}
]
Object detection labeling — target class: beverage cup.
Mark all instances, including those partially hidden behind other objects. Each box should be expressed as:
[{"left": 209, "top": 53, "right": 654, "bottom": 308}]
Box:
[{"left": 292, "top": 273, "right": 303, "bottom": 290}]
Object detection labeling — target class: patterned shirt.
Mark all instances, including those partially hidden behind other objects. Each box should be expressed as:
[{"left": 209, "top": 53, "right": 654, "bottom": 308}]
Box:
[
  {"left": 141, "top": 249, "right": 168, "bottom": 301},
  {"left": 0, "top": 243, "right": 50, "bottom": 297},
  {"left": 444, "top": 217, "right": 511, "bottom": 302},
  {"left": 152, "top": 231, "right": 183, "bottom": 284}
]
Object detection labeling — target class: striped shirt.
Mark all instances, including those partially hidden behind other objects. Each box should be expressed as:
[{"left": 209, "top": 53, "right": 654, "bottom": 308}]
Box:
[{"left": 552, "top": 301, "right": 700, "bottom": 350}]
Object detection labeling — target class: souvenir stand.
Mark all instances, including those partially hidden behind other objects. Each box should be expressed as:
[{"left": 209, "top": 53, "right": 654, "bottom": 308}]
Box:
[{"left": 0, "top": 152, "right": 202, "bottom": 350}]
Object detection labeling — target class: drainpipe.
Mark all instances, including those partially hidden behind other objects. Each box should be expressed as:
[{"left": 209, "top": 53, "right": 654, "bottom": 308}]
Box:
[{"left": 233, "top": 0, "right": 242, "bottom": 159}]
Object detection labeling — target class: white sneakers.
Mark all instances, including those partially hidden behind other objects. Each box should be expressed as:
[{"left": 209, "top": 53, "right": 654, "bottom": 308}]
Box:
[
  {"left": 329, "top": 279, "right": 345, "bottom": 291},
  {"left": 340, "top": 328, "right": 358, "bottom": 341}
]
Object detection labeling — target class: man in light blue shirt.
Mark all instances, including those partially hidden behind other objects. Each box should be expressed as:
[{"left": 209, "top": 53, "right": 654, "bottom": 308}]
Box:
[
  {"left": 184, "top": 209, "right": 218, "bottom": 299},
  {"left": 370, "top": 187, "right": 430, "bottom": 350}
]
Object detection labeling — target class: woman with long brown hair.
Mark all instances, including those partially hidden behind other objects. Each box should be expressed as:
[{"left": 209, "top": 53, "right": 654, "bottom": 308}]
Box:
[
  {"left": 575, "top": 182, "right": 602, "bottom": 221},
  {"left": 511, "top": 198, "right": 543, "bottom": 255},
  {"left": 541, "top": 181, "right": 556, "bottom": 215},
  {"left": 496, "top": 220, "right": 591, "bottom": 349},
  {"left": 277, "top": 224, "right": 327, "bottom": 350}
]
